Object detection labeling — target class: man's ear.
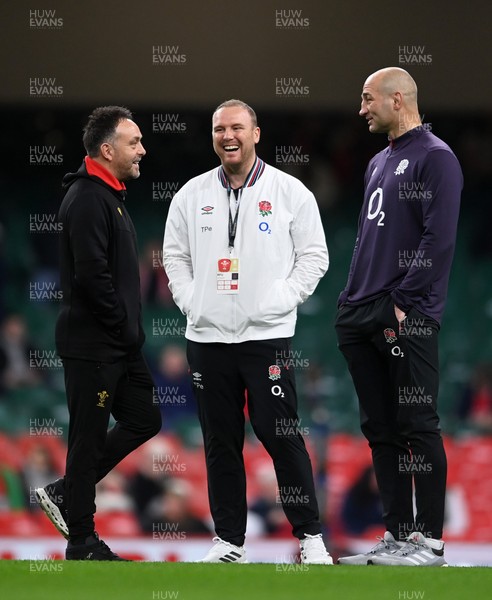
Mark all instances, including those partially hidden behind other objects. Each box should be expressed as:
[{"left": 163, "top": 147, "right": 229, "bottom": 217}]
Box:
[
  {"left": 393, "top": 92, "right": 403, "bottom": 111},
  {"left": 100, "top": 142, "right": 113, "bottom": 161}
]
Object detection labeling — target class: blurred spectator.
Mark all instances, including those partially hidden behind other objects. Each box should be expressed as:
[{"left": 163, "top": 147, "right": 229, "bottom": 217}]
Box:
[
  {"left": 141, "top": 477, "right": 211, "bottom": 536},
  {"left": 150, "top": 344, "right": 197, "bottom": 432},
  {"left": 0, "top": 465, "right": 25, "bottom": 510},
  {"left": 127, "top": 437, "right": 173, "bottom": 529},
  {"left": 0, "top": 314, "right": 43, "bottom": 393},
  {"left": 340, "top": 465, "right": 383, "bottom": 535},
  {"left": 139, "top": 239, "right": 174, "bottom": 307},
  {"left": 457, "top": 362, "right": 492, "bottom": 432},
  {"left": 20, "top": 444, "right": 61, "bottom": 511},
  {"left": 300, "top": 362, "right": 332, "bottom": 428},
  {"left": 96, "top": 471, "right": 134, "bottom": 512},
  {"left": 249, "top": 462, "right": 290, "bottom": 537}
]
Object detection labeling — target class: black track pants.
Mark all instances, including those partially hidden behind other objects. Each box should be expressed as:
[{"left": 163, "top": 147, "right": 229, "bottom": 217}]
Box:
[
  {"left": 63, "top": 353, "right": 161, "bottom": 538},
  {"left": 335, "top": 294, "right": 447, "bottom": 540},
  {"left": 187, "top": 338, "right": 321, "bottom": 546}
]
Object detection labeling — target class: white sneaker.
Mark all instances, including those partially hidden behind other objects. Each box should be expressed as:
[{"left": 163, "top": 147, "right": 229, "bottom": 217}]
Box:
[
  {"left": 299, "top": 533, "right": 333, "bottom": 565},
  {"left": 35, "top": 485, "right": 69, "bottom": 539},
  {"left": 338, "top": 531, "right": 402, "bottom": 565},
  {"left": 197, "top": 536, "right": 247, "bottom": 563},
  {"left": 369, "top": 531, "right": 447, "bottom": 567}
]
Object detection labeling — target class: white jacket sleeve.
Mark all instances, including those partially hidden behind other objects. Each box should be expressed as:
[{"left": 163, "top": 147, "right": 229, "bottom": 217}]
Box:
[
  {"left": 162, "top": 190, "right": 194, "bottom": 316},
  {"left": 286, "top": 191, "right": 329, "bottom": 305}
]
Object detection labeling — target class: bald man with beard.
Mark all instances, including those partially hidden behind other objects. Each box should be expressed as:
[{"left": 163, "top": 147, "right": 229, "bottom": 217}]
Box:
[{"left": 336, "top": 68, "right": 462, "bottom": 566}]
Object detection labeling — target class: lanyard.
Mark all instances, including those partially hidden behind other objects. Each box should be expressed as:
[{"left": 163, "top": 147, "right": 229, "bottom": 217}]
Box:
[
  {"left": 227, "top": 187, "right": 242, "bottom": 250},
  {"left": 223, "top": 159, "right": 261, "bottom": 250}
]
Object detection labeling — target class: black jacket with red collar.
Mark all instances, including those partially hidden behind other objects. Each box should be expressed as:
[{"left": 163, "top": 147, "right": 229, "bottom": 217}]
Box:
[{"left": 56, "top": 157, "right": 144, "bottom": 361}]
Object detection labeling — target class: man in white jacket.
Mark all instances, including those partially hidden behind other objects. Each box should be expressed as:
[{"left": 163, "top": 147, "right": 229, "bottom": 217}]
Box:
[{"left": 163, "top": 99, "right": 330, "bottom": 563}]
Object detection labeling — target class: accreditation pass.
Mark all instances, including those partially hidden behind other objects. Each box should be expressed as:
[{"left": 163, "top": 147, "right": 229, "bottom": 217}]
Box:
[{"left": 217, "top": 258, "right": 239, "bottom": 294}]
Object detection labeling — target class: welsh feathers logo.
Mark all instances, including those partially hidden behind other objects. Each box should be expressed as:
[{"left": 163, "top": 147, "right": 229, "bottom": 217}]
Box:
[
  {"left": 394, "top": 159, "right": 409, "bottom": 175},
  {"left": 218, "top": 259, "right": 231, "bottom": 272},
  {"left": 268, "top": 365, "right": 281, "bottom": 380},
  {"left": 96, "top": 390, "right": 109, "bottom": 408},
  {"left": 259, "top": 200, "right": 272, "bottom": 217}
]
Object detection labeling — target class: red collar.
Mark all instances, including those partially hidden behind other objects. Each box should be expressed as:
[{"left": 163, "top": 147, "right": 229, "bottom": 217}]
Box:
[{"left": 84, "top": 156, "right": 126, "bottom": 191}]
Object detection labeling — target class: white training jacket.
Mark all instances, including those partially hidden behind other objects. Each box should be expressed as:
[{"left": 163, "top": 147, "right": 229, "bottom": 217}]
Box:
[{"left": 163, "top": 159, "right": 329, "bottom": 343}]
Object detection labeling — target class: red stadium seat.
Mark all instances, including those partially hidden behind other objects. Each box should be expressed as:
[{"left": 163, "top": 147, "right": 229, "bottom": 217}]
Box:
[
  {"left": 94, "top": 512, "right": 140, "bottom": 537},
  {"left": 0, "top": 433, "right": 23, "bottom": 470},
  {"left": 0, "top": 511, "right": 42, "bottom": 536}
]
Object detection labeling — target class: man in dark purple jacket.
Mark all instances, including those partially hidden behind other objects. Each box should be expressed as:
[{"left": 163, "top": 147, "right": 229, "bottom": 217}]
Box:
[{"left": 336, "top": 68, "right": 462, "bottom": 566}]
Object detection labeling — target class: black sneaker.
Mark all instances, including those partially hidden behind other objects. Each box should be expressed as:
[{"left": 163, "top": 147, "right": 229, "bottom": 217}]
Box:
[
  {"left": 66, "top": 533, "right": 130, "bottom": 561},
  {"left": 35, "top": 478, "right": 69, "bottom": 539}
]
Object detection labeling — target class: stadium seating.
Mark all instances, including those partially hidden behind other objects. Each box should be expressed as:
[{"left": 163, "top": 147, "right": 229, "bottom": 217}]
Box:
[{"left": 1, "top": 432, "right": 491, "bottom": 543}]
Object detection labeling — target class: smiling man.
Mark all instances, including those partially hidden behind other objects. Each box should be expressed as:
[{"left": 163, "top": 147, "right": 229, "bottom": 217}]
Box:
[
  {"left": 163, "top": 99, "right": 331, "bottom": 564},
  {"left": 35, "top": 106, "right": 161, "bottom": 560},
  {"left": 336, "top": 69, "right": 462, "bottom": 566}
]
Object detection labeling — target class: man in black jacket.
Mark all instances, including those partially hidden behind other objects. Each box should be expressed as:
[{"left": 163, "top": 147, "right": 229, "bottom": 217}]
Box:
[{"left": 36, "top": 106, "right": 161, "bottom": 560}]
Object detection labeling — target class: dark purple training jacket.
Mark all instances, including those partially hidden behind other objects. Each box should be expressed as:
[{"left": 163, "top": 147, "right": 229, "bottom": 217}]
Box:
[{"left": 338, "top": 127, "right": 463, "bottom": 324}]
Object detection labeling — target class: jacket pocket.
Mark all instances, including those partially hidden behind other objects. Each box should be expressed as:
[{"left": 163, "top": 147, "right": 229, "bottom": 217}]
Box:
[
  {"left": 177, "top": 281, "right": 194, "bottom": 318},
  {"left": 252, "top": 279, "right": 298, "bottom": 324}
]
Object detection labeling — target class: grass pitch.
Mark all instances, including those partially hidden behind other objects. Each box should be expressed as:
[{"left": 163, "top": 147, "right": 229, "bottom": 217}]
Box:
[{"left": 1, "top": 561, "right": 491, "bottom": 600}]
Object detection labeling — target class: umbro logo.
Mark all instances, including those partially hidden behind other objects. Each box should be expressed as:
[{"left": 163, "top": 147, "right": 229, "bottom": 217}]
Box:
[{"left": 192, "top": 372, "right": 204, "bottom": 390}]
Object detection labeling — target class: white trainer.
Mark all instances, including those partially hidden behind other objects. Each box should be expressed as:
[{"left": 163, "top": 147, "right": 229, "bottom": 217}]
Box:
[
  {"left": 197, "top": 536, "right": 247, "bottom": 563},
  {"left": 369, "top": 531, "right": 447, "bottom": 567},
  {"left": 299, "top": 533, "right": 333, "bottom": 565},
  {"left": 35, "top": 486, "right": 69, "bottom": 539},
  {"left": 338, "top": 531, "right": 402, "bottom": 565}
]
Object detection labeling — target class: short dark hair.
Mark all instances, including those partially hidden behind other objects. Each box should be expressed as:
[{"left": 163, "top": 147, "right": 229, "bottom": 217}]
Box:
[
  {"left": 82, "top": 106, "right": 133, "bottom": 157},
  {"left": 213, "top": 99, "right": 258, "bottom": 127}
]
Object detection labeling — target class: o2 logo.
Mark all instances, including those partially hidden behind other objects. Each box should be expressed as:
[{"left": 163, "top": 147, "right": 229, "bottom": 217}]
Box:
[
  {"left": 271, "top": 385, "right": 285, "bottom": 397},
  {"left": 367, "top": 187, "right": 385, "bottom": 226}
]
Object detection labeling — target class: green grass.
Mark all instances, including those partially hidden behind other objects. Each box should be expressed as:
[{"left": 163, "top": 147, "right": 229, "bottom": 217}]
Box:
[{"left": 1, "top": 561, "right": 491, "bottom": 600}]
